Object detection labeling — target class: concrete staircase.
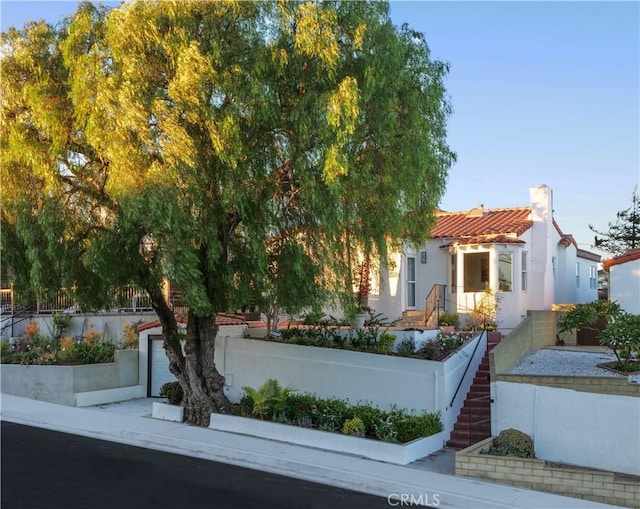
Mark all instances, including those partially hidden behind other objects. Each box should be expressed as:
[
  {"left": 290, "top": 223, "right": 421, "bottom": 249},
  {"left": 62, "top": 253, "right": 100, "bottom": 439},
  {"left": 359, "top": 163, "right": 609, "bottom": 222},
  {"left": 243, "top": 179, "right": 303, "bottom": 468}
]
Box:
[
  {"left": 394, "top": 310, "right": 438, "bottom": 329},
  {"left": 447, "top": 332, "right": 502, "bottom": 449}
]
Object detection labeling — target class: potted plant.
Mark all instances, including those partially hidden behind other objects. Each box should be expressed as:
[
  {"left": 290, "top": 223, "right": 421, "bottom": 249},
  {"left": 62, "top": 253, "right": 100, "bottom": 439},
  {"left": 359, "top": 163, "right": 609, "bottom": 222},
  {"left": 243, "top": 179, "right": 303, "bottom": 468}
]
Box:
[{"left": 438, "top": 312, "right": 459, "bottom": 333}]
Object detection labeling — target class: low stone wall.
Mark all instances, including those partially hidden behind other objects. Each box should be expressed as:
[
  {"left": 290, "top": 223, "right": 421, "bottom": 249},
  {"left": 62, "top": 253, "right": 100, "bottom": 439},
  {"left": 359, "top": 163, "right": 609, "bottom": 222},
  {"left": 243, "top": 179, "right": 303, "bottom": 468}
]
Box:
[
  {"left": 0, "top": 349, "right": 142, "bottom": 406},
  {"left": 495, "top": 373, "right": 640, "bottom": 398},
  {"left": 489, "top": 310, "right": 558, "bottom": 377},
  {"left": 456, "top": 437, "right": 640, "bottom": 508}
]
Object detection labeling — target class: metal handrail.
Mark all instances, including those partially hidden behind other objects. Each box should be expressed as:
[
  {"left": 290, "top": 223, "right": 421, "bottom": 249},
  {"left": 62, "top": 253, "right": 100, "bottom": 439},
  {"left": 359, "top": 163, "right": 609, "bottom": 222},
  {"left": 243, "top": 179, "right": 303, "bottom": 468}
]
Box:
[
  {"left": 449, "top": 329, "right": 487, "bottom": 408},
  {"left": 424, "top": 284, "right": 446, "bottom": 327}
]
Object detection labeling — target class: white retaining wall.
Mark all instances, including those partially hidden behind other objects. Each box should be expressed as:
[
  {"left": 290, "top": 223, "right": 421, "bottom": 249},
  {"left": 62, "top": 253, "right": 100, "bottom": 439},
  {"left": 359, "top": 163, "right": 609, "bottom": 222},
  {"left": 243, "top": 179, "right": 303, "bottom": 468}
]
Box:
[{"left": 492, "top": 381, "right": 640, "bottom": 476}]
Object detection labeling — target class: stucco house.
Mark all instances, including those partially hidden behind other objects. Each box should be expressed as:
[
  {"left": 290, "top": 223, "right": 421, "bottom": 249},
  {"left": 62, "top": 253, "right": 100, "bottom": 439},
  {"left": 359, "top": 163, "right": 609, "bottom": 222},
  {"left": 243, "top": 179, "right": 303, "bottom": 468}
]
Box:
[
  {"left": 369, "top": 185, "right": 601, "bottom": 331},
  {"left": 602, "top": 248, "right": 640, "bottom": 314}
]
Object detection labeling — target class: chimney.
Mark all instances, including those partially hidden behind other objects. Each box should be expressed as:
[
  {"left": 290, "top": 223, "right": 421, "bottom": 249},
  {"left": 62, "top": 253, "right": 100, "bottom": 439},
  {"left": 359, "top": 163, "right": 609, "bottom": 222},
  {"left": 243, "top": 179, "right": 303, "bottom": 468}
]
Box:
[{"left": 530, "top": 185, "right": 553, "bottom": 223}]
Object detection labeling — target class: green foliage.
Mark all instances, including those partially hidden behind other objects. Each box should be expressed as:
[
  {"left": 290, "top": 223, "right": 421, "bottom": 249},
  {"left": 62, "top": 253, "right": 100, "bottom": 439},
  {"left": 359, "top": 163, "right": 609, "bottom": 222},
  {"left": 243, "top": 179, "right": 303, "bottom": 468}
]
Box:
[
  {"left": 253, "top": 390, "right": 442, "bottom": 443},
  {"left": 376, "top": 332, "right": 396, "bottom": 354},
  {"left": 159, "top": 381, "right": 184, "bottom": 406},
  {"left": 589, "top": 186, "right": 640, "bottom": 256},
  {"left": 557, "top": 300, "right": 621, "bottom": 334},
  {"left": 396, "top": 337, "right": 416, "bottom": 357},
  {"left": 1, "top": 335, "right": 115, "bottom": 365},
  {"left": 71, "top": 341, "right": 115, "bottom": 364},
  {"left": 599, "top": 312, "right": 640, "bottom": 366},
  {"left": 1, "top": 0, "right": 454, "bottom": 421},
  {"left": 393, "top": 412, "right": 443, "bottom": 444},
  {"left": 50, "top": 312, "right": 72, "bottom": 341},
  {"left": 416, "top": 333, "right": 466, "bottom": 361},
  {"left": 557, "top": 300, "right": 640, "bottom": 366},
  {"left": 438, "top": 312, "right": 459, "bottom": 328},
  {"left": 341, "top": 417, "right": 365, "bottom": 437},
  {"left": 242, "top": 378, "right": 295, "bottom": 420},
  {"left": 485, "top": 429, "right": 535, "bottom": 458}
]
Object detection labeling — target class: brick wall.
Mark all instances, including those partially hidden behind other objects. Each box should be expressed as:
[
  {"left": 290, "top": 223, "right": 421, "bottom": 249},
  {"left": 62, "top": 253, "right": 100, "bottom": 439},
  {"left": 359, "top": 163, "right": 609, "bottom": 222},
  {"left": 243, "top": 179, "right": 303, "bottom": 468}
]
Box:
[
  {"left": 495, "top": 374, "right": 640, "bottom": 398},
  {"left": 456, "top": 437, "right": 640, "bottom": 508}
]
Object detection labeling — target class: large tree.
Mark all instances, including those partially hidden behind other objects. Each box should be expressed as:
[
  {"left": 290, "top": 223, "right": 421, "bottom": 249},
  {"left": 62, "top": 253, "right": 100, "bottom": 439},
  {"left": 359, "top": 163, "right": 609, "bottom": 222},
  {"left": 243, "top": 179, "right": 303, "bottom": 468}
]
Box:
[
  {"left": 1, "top": 0, "right": 455, "bottom": 425},
  {"left": 589, "top": 186, "right": 640, "bottom": 256}
]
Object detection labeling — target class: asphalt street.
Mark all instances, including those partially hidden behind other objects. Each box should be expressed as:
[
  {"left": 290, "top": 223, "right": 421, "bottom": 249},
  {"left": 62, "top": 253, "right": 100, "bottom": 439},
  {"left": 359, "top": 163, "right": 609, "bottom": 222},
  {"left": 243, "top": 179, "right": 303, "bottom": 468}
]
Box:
[{"left": 1, "top": 422, "right": 390, "bottom": 509}]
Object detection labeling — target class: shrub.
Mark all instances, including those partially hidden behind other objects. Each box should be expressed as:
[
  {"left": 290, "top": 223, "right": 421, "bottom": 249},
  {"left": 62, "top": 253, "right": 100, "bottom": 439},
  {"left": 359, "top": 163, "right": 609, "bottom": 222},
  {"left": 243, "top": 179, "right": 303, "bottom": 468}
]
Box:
[
  {"left": 376, "top": 332, "right": 396, "bottom": 354},
  {"left": 72, "top": 341, "right": 115, "bottom": 364},
  {"left": 393, "top": 412, "right": 443, "bottom": 444},
  {"left": 486, "top": 428, "right": 534, "bottom": 458},
  {"left": 341, "top": 417, "right": 365, "bottom": 437},
  {"left": 438, "top": 312, "right": 460, "bottom": 328},
  {"left": 396, "top": 337, "right": 415, "bottom": 357},
  {"left": 159, "top": 381, "right": 184, "bottom": 405},
  {"left": 242, "top": 378, "right": 295, "bottom": 420},
  {"left": 84, "top": 325, "right": 101, "bottom": 345},
  {"left": 122, "top": 323, "right": 140, "bottom": 349},
  {"left": 352, "top": 404, "right": 386, "bottom": 436},
  {"left": 374, "top": 417, "right": 398, "bottom": 443},
  {"left": 24, "top": 320, "right": 40, "bottom": 338}
]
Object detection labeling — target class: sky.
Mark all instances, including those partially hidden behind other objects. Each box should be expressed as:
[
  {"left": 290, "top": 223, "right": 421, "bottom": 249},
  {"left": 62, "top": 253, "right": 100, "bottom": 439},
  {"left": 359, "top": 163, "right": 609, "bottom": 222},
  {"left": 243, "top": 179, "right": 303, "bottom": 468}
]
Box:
[{"left": 1, "top": 1, "right": 639, "bottom": 259}]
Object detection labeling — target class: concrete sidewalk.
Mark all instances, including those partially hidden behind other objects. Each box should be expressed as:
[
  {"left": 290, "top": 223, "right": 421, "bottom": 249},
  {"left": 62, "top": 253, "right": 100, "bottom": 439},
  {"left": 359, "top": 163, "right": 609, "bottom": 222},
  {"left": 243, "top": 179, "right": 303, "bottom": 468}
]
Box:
[{"left": 1, "top": 395, "right": 620, "bottom": 509}]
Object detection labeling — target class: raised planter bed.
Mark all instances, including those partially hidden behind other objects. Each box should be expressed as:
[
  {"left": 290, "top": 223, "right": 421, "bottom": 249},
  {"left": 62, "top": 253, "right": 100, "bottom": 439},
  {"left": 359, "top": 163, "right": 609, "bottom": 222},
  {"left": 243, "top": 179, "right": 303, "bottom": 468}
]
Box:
[
  {"left": 152, "top": 401, "right": 184, "bottom": 422},
  {"left": 456, "top": 437, "right": 640, "bottom": 508},
  {"left": 209, "top": 413, "right": 446, "bottom": 465},
  {"left": 0, "top": 349, "right": 143, "bottom": 406}
]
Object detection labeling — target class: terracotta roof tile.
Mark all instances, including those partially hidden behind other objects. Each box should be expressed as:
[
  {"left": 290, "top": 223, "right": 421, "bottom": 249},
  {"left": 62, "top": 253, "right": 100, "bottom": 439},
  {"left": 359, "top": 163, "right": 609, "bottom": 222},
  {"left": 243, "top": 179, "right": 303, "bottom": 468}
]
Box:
[
  {"left": 430, "top": 207, "right": 533, "bottom": 239},
  {"left": 602, "top": 249, "right": 640, "bottom": 270},
  {"left": 137, "top": 314, "right": 246, "bottom": 332},
  {"left": 440, "top": 235, "right": 526, "bottom": 248}
]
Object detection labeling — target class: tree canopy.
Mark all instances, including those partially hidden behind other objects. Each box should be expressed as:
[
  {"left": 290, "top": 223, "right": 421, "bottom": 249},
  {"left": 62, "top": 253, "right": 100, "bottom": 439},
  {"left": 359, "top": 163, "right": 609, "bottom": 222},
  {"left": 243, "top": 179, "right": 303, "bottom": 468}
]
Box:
[
  {"left": 589, "top": 186, "right": 640, "bottom": 256},
  {"left": 1, "top": 0, "right": 455, "bottom": 424}
]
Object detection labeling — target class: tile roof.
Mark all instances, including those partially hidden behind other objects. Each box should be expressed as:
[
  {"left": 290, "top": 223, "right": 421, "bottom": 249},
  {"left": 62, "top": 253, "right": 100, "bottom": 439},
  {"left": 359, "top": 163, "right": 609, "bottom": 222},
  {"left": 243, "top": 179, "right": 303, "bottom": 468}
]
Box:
[
  {"left": 440, "top": 235, "right": 526, "bottom": 248},
  {"left": 430, "top": 206, "right": 533, "bottom": 240},
  {"left": 602, "top": 249, "right": 640, "bottom": 270},
  {"left": 137, "top": 314, "right": 246, "bottom": 332}
]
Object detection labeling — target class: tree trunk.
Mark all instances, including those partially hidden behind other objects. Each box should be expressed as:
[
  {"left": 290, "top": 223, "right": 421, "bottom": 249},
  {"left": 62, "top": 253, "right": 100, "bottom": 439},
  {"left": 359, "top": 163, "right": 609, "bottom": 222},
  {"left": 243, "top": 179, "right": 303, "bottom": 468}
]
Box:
[
  {"left": 150, "top": 287, "right": 231, "bottom": 426},
  {"left": 181, "top": 311, "right": 231, "bottom": 426}
]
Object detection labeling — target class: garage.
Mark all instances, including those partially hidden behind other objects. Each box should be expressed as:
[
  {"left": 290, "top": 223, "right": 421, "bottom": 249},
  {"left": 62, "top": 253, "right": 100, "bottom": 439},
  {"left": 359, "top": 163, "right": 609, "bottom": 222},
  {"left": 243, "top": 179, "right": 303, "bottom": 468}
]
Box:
[{"left": 148, "top": 335, "right": 177, "bottom": 397}]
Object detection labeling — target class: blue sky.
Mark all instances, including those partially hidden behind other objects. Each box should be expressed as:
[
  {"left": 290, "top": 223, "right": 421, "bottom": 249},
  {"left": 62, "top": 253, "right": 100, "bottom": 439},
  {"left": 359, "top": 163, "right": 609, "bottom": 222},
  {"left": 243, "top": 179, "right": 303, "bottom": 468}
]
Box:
[{"left": 2, "top": 1, "right": 639, "bottom": 258}]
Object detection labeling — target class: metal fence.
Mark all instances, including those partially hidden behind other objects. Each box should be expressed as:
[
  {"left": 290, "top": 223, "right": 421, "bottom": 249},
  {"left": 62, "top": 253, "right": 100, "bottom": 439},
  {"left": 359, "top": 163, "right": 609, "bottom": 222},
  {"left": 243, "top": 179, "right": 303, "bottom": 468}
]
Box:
[{"left": 0, "top": 286, "right": 156, "bottom": 315}]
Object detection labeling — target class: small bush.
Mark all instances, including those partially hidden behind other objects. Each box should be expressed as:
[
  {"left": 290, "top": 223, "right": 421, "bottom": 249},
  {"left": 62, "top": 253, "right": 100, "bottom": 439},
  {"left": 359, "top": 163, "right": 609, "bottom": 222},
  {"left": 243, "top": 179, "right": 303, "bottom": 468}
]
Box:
[
  {"left": 242, "top": 378, "right": 295, "bottom": 420},
  {"left": 341, "top": 417, "right": 365, "bottom": 437},
  {"left": 486, "top": 428, "right": 534, "bottom": 458},
  {"left": 376, "top": 332, "right": 396, "bottom": 354},
  {"left": 24, "top": 321, "right": 40, "bottom": 338},
  {"left": 159, "top": 381, "right": 184, "bottom": 405},
  {"left": 393, "top": 412, "right": 443, "bottom": 444},
  {"left": 122, "top": 323, "right": 140, "bottom": 349},
  {"left": 438, "top": 312, "right": 460, "bottom": 328},
  {"left": 396, "top": 337, "right": 415, "bottom": 357}
]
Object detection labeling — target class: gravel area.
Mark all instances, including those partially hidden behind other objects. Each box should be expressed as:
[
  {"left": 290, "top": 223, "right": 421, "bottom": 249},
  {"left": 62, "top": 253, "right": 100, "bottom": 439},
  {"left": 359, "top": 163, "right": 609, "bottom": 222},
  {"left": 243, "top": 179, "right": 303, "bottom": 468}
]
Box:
[{"left": 510, "top": 348, "right": 640, "bottom": 383}]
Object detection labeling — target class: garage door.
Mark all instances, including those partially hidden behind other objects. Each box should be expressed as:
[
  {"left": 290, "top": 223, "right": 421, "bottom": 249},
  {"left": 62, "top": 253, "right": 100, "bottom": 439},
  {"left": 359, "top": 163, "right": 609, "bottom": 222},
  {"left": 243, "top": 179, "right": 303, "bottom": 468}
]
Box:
[{"left": 149, "top": 336, "right": 178, "bottom": 397}]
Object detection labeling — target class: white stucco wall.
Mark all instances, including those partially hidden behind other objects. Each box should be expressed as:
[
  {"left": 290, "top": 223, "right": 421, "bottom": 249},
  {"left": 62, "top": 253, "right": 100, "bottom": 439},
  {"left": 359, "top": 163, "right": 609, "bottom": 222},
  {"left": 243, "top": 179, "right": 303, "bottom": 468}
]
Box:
[
  {"left": 139, "top": 324, "right": 484, "bottom": 439},
  {"left": 609, "top": 258, "right": 640, "bottom": 314},
  {"left": 492, "top": 381, "right": 640, "bottom": 476}
]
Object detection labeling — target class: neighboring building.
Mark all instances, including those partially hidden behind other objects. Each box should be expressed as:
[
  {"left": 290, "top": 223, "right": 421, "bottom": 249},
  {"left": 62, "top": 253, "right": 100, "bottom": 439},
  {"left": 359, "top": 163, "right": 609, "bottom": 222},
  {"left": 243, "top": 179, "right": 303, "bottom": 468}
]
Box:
[
  {"left": 602, "top": 249, "right": 640, "bottom": 314},
  {"left": 369, "top": 185, "right": 601, "bottom": 332}
]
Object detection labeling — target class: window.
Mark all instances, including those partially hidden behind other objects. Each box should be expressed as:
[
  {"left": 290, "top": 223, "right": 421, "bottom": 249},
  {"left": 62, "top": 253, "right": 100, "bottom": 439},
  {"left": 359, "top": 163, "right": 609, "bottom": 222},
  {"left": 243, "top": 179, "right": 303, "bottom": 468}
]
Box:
[
  {"left": 589, "top": 265, "right": 597, "bottom": 290},
  {"left": 576, "top": 262, "right": 580, "bottom": 289},
  {"left": 451, "top": 253, "right": 457, "bottom": 294},
  {"left": 464, "top": 252, "right": 489, "bottom": 292},
  {"left": 499, "top": 251, "right": 513, "bottom": 292},
  {"left": 407, "top": 256, "right": 416, "bottom": 307},
  {"left": 521, "top": 251, "right": 528, "bottom": 292},
  {"left": 552, "top": 256, "right": 556, "bottom": 280}
]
